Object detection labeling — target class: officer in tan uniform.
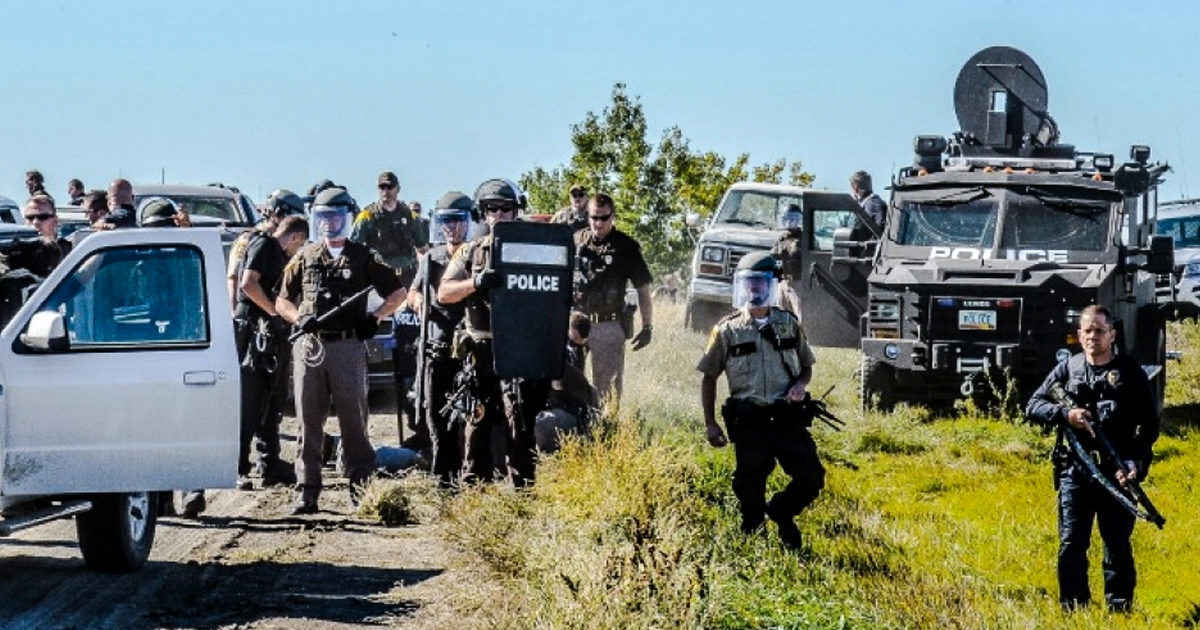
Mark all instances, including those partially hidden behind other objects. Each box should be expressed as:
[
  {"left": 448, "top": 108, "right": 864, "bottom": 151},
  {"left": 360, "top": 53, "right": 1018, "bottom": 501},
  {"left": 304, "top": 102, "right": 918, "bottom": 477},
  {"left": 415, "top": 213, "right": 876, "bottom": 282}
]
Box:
[
  {"left": 276, "top": 187, "right": 405, "bottom": 515},
  {"left": 697, "top": 251, "right": 824, "bottom": 551}
]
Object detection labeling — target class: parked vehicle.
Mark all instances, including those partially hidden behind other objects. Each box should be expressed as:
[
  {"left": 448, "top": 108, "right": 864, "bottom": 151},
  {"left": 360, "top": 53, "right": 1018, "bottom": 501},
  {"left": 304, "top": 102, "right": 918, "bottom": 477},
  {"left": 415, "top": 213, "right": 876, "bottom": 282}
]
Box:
[
  {"left": 684, "top": 182, "right": 859, "bottom": 333},
  {"left": 0, "top": 227, "right": 239, "bottom": 572}
]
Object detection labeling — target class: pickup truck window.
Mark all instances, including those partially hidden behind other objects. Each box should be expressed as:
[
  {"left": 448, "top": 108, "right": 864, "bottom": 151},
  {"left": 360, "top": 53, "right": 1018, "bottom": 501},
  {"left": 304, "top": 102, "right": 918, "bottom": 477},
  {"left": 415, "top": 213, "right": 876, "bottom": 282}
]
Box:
[
  {"left": 716, "top": 191, "right": 803, "bottom": 228},
  {"left": 36, "top": 245, "right": 208, "bottom": 347}
]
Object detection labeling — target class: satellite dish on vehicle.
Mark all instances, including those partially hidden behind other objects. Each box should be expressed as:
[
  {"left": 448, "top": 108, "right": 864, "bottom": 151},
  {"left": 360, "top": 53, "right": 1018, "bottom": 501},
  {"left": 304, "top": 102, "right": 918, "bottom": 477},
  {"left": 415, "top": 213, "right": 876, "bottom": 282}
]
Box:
[{"left": 953, "top": 46, "right": 1057, "bottom": 154}]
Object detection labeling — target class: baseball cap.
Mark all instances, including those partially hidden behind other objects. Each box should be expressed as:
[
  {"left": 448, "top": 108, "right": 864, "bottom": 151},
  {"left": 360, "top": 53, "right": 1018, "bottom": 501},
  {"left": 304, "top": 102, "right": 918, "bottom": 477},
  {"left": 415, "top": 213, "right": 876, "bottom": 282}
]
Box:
[{"left": 378, "top": 171, "right": 399, "bottom": 188}]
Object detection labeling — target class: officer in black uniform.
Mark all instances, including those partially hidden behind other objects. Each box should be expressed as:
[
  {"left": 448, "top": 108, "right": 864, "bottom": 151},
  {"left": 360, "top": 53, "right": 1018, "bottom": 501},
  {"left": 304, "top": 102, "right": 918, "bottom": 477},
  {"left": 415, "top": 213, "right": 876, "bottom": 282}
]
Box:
[
  {"left": 276, "top": 187, "right": 406, "bottom": 515},
  {"left": 697, "top": 252, "right": 823, "bottom": 551},
  {"left": 1025, "top": 304, "right": 1159, "bottom": 612},
  {"left": 771, "top": 203, "right": 803, "bottom": 317},
  {"left": 234, "top": 215, "right": 309, "bottom": 489},
  {"left": 227, "top": 189, "right": 306, "bottom": 315},
  {"left": 409, "top": 192, "right": 473, "bottom": 485},
  {"left": 438, "top": 179, "right": 549, "bottom": 486}
]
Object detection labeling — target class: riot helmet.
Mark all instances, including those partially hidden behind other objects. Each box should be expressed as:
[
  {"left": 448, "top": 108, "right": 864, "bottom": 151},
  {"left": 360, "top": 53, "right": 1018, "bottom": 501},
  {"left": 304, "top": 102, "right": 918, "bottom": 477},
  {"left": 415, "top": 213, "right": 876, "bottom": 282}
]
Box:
[
  {"left": 732, "top": 251, "right": 780, "bottom": 309},
  {"left": 140, "top": 197, "right": 180, "bottom": 228},
  {"left": 474, "top": 178, "right": 526, "bottom": 222},
  {"left": 429, "top": 191, "right": 475, "bottom": 245},
  {"left": 309, "top": 187, "right": 356, "bottom": 241},
  {"left": 780, "top": 203, "right": 802, "bottom": 231},
  {"left": 266, "top": 189, "right": 305, "bottom": 218}
]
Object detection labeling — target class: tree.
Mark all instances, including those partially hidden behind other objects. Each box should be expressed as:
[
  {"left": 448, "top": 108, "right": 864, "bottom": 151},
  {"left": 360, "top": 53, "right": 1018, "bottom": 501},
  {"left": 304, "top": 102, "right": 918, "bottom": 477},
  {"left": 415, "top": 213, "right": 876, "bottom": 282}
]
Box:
[{"left": 520, "top": 84, "right": 814, "bottom": 276}]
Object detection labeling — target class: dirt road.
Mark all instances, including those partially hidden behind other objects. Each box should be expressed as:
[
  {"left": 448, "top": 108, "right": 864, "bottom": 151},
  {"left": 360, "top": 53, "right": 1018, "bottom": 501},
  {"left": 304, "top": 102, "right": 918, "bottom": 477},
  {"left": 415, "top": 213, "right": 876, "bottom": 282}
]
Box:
[{"left": 0, "top": 395, "right": 474, "bottom": 630}]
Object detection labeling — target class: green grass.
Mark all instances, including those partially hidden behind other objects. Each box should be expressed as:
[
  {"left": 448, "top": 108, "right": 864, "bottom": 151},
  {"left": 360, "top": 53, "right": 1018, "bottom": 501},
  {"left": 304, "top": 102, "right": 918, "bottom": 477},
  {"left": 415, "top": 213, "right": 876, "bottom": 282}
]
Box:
[{"left": 428, "top": 301, "right": 1200, "bottom": 629}]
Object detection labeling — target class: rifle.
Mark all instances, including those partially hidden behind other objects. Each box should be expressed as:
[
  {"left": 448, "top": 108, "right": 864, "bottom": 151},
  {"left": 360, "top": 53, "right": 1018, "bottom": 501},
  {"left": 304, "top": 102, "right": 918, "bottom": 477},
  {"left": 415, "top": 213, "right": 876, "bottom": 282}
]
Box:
[
  {"left": 287, "top": 286, "right": 375, "bottom": 343},
  {"left": 771, "top": 385, "right": 846, "bottom": 431},
  {"left": 440, "top": 353, "right": 485, "bottom": 429},
  {"left": 1046, "top": 382, "right": 1166, "bottom": 529}
]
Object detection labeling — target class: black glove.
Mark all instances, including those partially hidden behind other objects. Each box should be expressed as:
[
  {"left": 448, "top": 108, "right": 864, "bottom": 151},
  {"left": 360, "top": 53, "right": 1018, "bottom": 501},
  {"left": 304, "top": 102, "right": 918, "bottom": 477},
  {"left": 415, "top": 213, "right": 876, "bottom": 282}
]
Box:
[
  {"left": 355, "top": 315, "right": 380, "bottom": 340},
  {"left": 631, "top": 326, "right": 652, "bottom": 351},
  {"left": 296, "top": 314, "right": 320, "bottom": 334},
  {"left": 473, "top": 269, "right": 501, "bottom": 290}
]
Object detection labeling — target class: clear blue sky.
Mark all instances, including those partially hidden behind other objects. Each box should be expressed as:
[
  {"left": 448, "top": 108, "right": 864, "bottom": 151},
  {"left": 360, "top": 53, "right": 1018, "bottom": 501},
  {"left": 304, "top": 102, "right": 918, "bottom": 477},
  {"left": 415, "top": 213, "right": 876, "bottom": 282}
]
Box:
[{"left": 4, "top": 1, "right": 1200, "bottom": 210}]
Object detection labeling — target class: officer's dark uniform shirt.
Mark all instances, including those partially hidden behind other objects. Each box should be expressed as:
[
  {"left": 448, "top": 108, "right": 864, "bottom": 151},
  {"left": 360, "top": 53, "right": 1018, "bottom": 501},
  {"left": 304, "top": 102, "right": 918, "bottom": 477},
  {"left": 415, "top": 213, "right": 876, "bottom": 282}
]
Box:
[
  {"left": 350, "top": 202, "right": 428, "bottom": 272},
  {"left": 411, "top": 244, "right": 466, "bottom": 347},
  {"left": 235, "top": 233, "right": 287, "bottom": 321},
  {"left": 1026, "top": 352, "right": 1159, "bottom": 465},
  {"left": 441, "top": 234, "right": 497, "bottom": 339},
  {"left": 697, "top": 306, "right": 816, "bottom": 406},
  {"left": 860, "top": 193, "right": 887, "bottom": 227},
  {"left": 107, "top": 204, "right": 138, "bottom": 229},
  {"left": 278, "top": 241, "right": 402, "bottom": 332},
  {"left": 574, "top": 228, "right": 653, "bottom": 317}
]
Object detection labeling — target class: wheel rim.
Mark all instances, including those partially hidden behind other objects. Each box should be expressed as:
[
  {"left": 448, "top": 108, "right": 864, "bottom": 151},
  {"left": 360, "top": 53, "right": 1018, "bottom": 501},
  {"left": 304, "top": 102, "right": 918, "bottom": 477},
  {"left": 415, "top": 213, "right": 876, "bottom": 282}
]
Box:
[{"left": 126, "top": 492, "right": 151, "bottom": 542}]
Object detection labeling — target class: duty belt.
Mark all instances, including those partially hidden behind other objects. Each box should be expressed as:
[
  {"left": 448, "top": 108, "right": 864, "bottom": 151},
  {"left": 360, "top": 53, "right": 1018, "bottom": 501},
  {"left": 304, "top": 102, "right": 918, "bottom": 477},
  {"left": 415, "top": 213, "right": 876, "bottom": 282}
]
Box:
[
  {"left": 318, "top": 330, "right": 355, "bottom": 341},
  {"left": 586, "top": 311, "right": 621, "bottom": 322}
]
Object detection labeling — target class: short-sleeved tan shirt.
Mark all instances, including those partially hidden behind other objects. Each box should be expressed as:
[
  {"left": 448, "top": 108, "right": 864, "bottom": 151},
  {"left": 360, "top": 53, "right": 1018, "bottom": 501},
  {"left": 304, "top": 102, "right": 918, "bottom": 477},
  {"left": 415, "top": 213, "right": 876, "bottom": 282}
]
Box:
[{"left": 696, "top": 306, "right": 816, "bottom": 406}]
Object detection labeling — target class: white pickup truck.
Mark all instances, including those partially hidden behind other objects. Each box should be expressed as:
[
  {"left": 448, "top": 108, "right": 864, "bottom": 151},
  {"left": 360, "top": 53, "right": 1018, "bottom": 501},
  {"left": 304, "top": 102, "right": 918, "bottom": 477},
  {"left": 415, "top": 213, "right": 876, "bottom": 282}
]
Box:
[{"left": 0, "top": 227, "right": 239, "bottom": 572}]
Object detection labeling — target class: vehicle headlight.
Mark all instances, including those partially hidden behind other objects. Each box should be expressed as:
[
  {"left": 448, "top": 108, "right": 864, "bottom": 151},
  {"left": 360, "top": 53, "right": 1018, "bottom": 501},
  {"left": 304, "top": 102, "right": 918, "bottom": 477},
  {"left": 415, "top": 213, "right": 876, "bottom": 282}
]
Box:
[
  {"left": 872, "top": 303, "right": 900, "bottom": 320},
  {"left": 701, "top": 246, "right": 725, "bottom": 264}
]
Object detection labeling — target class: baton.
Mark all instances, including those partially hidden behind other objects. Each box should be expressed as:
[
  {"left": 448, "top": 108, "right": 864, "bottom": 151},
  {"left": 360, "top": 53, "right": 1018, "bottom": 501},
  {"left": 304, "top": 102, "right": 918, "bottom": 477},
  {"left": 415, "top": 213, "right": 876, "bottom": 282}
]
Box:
[{"left": 288, "top": 286, "right": 376, "bottom": 343}]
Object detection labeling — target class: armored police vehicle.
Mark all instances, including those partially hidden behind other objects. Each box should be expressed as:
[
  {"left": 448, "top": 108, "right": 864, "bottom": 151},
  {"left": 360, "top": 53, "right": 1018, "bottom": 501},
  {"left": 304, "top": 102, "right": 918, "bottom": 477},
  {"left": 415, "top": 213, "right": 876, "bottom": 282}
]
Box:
[
  {"left": 685, "top": 182, "right": 858, "bottom": 332},
  {"left": 831, "top": 46, "right": 1177, "bottom": 410},
  {"left": 0, "top": 227, "right": 238, "bottom": 572}
]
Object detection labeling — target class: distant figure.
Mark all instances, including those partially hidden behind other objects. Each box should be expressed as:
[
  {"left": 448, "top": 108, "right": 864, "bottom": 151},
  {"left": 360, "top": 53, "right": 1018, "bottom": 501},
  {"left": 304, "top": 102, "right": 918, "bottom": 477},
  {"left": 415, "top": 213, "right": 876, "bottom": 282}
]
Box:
[
  {"left": 850, "top": 170, "right": 886, "bottom": 227},
  {"left": 653, "top": 272, "right": 681, "bottom": 303},
  {"left": 772, "top": 203, "right": 803, "bottom": 318},
  {"left": 551, "top": 184, "right": 590, "bottom": 233},
  {"left": 100, "top": 178, "right": 138, "bottom": 229},
  {"left": 66, "top": 179, "right": 85, "bottom": 206},
  {"left": 350, "top": 171, "right": 427, "bottom": 287},
  {"left": 25, "top": 170, "right": 47, "bottom": 197}
]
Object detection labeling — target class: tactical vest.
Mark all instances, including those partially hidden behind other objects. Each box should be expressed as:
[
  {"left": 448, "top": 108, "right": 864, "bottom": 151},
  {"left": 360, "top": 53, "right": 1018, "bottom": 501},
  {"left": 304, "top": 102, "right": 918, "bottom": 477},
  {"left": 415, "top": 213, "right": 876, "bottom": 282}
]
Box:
[
  {"left": 718, "top": 308, "right": 804, "bottom": 403},
  {"left": 462, "top": 238, "right": 494, "bottom": 336},
  {"left": 299, "top": 243, "right": 373, "bottom": 331},
  {"left": 364, "top": 204, "right": 416, "bottom": 264},
  {"left": 422, "top": 244, "right": 466, "bottom": 345}
]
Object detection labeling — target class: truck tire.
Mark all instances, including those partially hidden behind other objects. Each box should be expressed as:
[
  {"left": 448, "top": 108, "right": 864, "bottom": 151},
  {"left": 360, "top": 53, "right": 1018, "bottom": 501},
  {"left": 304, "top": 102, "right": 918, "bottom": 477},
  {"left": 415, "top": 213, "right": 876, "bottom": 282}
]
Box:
[
  {"left": 861, "top": 356, "right": 897, "bottom": 412},
  {"left": 75, "top": 491, "right": 158, "bottom": 573}
]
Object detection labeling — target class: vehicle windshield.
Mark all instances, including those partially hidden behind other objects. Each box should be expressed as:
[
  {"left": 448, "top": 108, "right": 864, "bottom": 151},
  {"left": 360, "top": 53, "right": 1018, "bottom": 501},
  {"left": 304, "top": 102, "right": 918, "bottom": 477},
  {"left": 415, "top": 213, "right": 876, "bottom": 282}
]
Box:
[
  {"left": 135, "top": 195, "right": 247, "bottom": 226},
  {"left": 895, "top": 187, "right": 1112, "bottom": 250},
  {"left": 1158, "top": 213, "right": 1200, "bottom": 248},
  {"left": 714, "top": 191, "right": 802, "bottom": 228}
]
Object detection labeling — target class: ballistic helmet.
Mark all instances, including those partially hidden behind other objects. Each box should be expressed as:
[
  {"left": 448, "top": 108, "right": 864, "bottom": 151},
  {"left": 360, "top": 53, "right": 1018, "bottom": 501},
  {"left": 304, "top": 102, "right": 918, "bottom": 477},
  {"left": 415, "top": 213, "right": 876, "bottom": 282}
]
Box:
[
  {"left": 732, "top": 251, "right": 780, "bottom": 309},
  {"left": 310, "top": 187, "right": 356, "bottom": 241},
  {"left": 474, "top": 178, "right": 526, "bottom": 214},
  {"left": 266, "top": 189, "right": 305, "bottom": 218},
  {"left": 429, "top": 191, "right": 475, "bottom": 245},
  {"left": 140, "top": 197, "right": 180, "bottom": 228}
]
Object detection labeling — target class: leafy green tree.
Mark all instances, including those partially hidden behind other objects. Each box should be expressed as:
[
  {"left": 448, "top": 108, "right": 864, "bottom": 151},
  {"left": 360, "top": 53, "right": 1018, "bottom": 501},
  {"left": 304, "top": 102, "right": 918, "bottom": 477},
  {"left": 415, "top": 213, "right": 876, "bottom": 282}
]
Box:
[{"left": 521, "top": 83, "right": 814, "bottom": 276}]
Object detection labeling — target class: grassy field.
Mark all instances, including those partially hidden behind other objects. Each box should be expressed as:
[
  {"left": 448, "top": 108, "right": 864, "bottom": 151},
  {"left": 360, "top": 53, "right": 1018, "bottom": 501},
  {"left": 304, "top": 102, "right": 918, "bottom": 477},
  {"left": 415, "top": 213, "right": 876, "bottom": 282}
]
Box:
[{"left": 398, "top": 300, "right": 1200, "bottom": 629}]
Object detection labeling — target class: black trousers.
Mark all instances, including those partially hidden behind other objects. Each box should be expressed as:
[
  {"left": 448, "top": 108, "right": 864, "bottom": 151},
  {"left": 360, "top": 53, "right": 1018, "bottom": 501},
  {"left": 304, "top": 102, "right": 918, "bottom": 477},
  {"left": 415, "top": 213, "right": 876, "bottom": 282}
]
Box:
[
  {"left": 731, "top": 410, "right": 825, "bottom": 526},
  {"left": 1057, "top": 463, "right": 1137, "bottom": 610},
  {"left": 235, "top": 320, "right": 288, "bottom": 476},
  {"left": 425, "top": 353, "right": 463, "bottom": 484}
]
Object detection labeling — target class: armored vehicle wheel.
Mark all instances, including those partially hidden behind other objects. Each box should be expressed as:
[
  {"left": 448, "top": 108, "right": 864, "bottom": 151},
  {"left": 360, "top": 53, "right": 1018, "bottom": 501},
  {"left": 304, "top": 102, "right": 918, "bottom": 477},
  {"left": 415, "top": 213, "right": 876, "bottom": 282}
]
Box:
[
  {"left": 861, "top": 356, "right": 897, "bottom": 412},
  {"left": 75, "top": 491, "right": 158, "bottom": 573}
]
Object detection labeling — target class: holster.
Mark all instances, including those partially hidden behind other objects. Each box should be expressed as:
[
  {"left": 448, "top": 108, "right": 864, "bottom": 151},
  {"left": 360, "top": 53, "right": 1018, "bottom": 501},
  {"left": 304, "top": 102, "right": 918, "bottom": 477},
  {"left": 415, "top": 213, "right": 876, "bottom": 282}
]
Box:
[{"left": 619, "top": 303, "right": 637, "bottom": 340}]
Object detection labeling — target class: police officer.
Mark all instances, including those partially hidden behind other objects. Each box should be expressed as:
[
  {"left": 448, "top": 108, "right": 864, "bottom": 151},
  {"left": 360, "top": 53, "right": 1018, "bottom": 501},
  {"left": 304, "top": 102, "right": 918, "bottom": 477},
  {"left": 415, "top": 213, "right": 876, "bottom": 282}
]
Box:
[
  {"left": 409, "top": 191, "right": 473, "bottom": 485},
  {"left": 235, "top": 215, "right": 309, "bottom": 489},
  {"left": 438, "top": 178, "right": 548, "bottom": 486},
  {"left": 771, "top": 203, "right": 803, "bottom": 318},
  {"left": 850, "top": 170, "right": 886, "bottom": 227},
  {"left": 574, "top": 192, "right": 653, "bottom": 404},
  {"left": 1025, "top": 304, "right": 1159, "bottom": 612},
  {"left": 276, "top": 187, "right": 406, "bottom": 515},
  {"left": 227, "top": 189, "right": 306, "bottom": 315},
  {"left": 697, "top": 252, "right": 824, "bottom": 550},
  {"left": 350, "top": 171, "right": 428, "bottom": 287},
  {"left": 551, "top": 183, "right": 590, "bottom": 232}
]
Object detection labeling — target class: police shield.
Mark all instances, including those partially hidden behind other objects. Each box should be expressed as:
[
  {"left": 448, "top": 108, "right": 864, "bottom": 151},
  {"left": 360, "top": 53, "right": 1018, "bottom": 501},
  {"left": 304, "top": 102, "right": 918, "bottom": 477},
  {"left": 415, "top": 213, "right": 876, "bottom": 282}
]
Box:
[{"left": 489, "top": 221, "right": 575, "bottom": 379}]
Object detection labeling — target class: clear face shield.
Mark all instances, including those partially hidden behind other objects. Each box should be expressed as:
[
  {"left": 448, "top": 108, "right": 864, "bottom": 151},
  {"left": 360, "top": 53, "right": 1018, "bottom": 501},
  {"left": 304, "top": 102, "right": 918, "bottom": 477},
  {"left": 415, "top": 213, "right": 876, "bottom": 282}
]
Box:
[
  {"left": 732, "top": 270, "right": 778, "bottom": 309},
  {"left": 428, "top": 209, "right": 473, "bottom": 245},
  {"left": 780, "top": 209, "right": 802, "bottom": 231},
  {"left": 310, "top": 205, "right": 352, "bottom": 241}
]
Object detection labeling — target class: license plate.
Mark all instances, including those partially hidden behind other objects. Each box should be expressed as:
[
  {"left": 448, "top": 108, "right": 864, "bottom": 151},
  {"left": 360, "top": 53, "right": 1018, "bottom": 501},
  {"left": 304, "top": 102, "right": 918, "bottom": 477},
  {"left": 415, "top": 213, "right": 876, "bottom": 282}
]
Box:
[{"left": 958, "top": 309, "right": 996, "bottom": 330}]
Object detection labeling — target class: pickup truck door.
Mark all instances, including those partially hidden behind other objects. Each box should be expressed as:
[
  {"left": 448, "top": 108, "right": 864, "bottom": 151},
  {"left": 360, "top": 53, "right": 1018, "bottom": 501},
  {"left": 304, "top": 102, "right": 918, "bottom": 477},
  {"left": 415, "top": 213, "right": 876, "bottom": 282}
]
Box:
[
  {"left": 0, "top": 229, "right": 240, "bottom": 496},
  {"left": 790, "top": 195, "right": 874, "bottom": 348}
]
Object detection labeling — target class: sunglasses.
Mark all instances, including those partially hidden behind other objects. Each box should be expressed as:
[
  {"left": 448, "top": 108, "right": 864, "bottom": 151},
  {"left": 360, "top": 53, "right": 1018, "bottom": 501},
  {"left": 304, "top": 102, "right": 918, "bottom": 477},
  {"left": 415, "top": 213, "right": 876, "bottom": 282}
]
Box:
[
  {"left": 571, "top": 191, "right": 588, "bottom": 199},
  {"left": 588, "top": 213, "right": 613, "bottom": 222},
  {"left": 24, "top": 213, "right": 55, "bottom": 221},
  {"left": 484, "top": 205, "right": 515, "bottom": 214},
  {"left": 378, "top": 183, "right": 397, "bottom": 190}
]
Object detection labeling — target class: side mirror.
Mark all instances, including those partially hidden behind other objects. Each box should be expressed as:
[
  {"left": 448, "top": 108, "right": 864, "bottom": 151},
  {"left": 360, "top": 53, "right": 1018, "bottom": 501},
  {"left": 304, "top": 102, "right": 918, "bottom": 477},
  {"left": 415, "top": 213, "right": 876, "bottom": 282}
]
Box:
[
  {"left": 1145, "top": 234, "right": 1175, "bottom": 275},
  {"left": 684, "top": 212, "right": 702, "bottom": 228},
  {"left": 21, "top": 310, "right": 70, "bottom": 352},
  {"left": 832, "top": 226, "right": 862, "bottom": 264}
]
